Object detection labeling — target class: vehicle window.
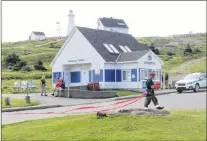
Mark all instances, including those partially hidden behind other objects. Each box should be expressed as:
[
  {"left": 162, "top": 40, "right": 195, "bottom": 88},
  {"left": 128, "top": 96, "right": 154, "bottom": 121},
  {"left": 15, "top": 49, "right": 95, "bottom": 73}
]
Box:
[
  {"left": 202, "top": 73, "right": 206, "bottom": 79},
  {"left": 184, "top": 73, "right": 200, "bottom": 80}
]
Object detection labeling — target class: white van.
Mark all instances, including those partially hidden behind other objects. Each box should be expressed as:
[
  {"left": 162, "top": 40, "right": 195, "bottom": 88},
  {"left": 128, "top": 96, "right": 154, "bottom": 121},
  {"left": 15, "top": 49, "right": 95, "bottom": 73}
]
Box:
[{"left": 175, "top": 72, "right": 206, "bottom": 93}]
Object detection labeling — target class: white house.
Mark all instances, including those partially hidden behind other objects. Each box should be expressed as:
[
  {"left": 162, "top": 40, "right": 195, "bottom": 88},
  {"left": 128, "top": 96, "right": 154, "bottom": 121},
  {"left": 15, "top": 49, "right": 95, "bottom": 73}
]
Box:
[
  {"left": 50, "top": 26, "right": 164, "bottom": 90},
  {"left": 29, "top": 31, "right": 46, "bottom": 41},
  {"left": 97, "top": 17, "right": 129, "bottom": 34}
]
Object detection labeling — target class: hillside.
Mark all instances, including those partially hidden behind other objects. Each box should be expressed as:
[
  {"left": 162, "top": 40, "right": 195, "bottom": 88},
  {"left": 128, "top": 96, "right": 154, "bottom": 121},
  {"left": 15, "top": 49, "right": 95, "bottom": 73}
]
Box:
[{"left": 2, "top": 33, "right": 206, "bottom": 94}]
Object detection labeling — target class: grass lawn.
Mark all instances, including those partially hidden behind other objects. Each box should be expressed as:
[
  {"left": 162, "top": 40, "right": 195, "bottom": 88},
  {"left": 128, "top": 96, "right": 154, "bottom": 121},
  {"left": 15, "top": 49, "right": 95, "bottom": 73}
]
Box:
[
  {"left": 2, "top": 110, "right": 206, "bottom": 140},
  {"left": 1, "top": 98, "right": 40, "bottom": 108},
  {"left": 115, "top": 90, "right": 139, "bottom": 97}
]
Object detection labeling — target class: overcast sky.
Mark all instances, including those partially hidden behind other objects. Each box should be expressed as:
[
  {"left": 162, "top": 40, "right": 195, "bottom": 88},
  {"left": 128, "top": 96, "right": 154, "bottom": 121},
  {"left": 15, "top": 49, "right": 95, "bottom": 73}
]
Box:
[{"left": 2, "top": 1, "right": 206, "bottom": 42}]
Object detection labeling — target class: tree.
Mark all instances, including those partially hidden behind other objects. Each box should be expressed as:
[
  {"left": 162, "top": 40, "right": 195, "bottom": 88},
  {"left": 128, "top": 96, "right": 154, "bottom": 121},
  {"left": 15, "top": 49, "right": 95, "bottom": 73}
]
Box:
[{"left": 34, "top": 59, "right": 47, "bottom": 71}]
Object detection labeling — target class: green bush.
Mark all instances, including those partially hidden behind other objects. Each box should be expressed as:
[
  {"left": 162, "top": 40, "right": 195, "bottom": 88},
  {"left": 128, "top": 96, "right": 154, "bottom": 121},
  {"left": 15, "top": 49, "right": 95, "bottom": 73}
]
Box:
[
  {"left": 34, "top": 59, "right": 47, "bottom": 71},
  {"left": 22, "top": 65, "right": 32, "bottom": 72}
]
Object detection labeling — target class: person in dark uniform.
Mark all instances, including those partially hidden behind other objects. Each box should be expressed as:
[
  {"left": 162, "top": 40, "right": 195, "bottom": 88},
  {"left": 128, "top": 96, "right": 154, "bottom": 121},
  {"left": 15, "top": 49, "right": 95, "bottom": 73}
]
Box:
[
  {"left": 165, "top": 72, "right": 169, "bottom": 89},
  {"left": 40, "top": 75, "right": 47, "bottom": 96},
  {"left": 144, "top": 71, "right": 164, "bottom": 109},
  {"left": 161, "top": 73, "right": 164, "bottom": 89}
]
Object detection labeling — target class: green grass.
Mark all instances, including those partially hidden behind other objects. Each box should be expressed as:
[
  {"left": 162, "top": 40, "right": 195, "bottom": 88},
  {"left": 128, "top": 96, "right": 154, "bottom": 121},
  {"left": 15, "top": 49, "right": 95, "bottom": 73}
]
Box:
[
  {"left": 115, "top": 90, "right": 139, "bottom": 97},
  {"left": 169, "top": 57, "right": 206, "bottom": 74},
  {"left": 2, "top": 78, "right": 53, "bottom": 94},
  {"left": 1, "top": 98, "right": 40, "bottom": 108},
  {"left": 185, "top": 57, "right": 206, "bottom": 72},
  {"left": 2, "top": 110, "right": 206, "bottom": 140}
]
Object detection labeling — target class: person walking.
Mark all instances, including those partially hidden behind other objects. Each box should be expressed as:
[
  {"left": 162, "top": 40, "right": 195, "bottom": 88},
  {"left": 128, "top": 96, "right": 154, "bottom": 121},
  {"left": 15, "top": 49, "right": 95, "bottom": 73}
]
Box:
[
  {"left": 165, "top": 72, "right": 169, "bottom": 89},
  {"left": 40, "top": 75, "right": 47, "bottom": 96},
  {"left": 144, "top": 71, "right": 164, "bottom": 109},
  {"left": 161, "top": 73, "right": 164, "bottom": 89}
]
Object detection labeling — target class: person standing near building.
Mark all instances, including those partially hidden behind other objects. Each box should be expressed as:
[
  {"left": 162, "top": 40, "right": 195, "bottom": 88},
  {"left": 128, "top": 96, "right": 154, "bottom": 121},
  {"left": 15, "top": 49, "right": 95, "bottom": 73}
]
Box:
[
  {"left": 165, "top": 72, "right": 169, "bottom": 89},
  {"left": 161, "top": 73, "right": 164, "bottom": 89},
  {"left": 144, "top": 71, "right": 164, "bottom": 109},
  {"left": 40, "top": 75, "right": 47, "bottom": 96}
]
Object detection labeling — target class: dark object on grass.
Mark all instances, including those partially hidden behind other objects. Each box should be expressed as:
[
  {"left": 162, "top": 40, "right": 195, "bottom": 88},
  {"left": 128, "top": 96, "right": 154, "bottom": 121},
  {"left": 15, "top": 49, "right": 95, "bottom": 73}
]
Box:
[
  {"left": 25, "top": 95, "right": 30, "bottom": 103},
  {"left": 97, "top": 111, "right": 108, "bottom": 119},
  {"left": 109, "top": 108, "right": 170, "bottom": 117},
  {"left": 5, "top": 97, "right": 10, "bottom": 106}
]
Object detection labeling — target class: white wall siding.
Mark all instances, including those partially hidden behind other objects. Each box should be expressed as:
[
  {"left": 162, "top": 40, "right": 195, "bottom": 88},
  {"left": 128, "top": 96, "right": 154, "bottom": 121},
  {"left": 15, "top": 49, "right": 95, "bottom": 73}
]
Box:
[
  {"left": 30, "top": 33, "right": 45, "bottom": 41},
  {"left": 52, "top": 28, "right": 105, "bottom": 72}
]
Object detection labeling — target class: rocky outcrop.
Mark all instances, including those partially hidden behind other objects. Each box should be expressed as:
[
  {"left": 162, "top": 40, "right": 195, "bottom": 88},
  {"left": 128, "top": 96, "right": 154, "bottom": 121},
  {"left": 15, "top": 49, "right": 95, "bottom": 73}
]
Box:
[{"left": 108, "top": 108, "right": 170, "bottom": 117}]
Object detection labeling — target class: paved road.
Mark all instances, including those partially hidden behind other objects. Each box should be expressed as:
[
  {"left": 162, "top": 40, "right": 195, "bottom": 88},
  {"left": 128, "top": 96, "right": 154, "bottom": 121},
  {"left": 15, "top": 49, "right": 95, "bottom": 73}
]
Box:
[
  {"left": 2, "top": 91, "right": 206, "bottom": 125},
  {"left": 2, "top": 89, "right": 175, "bottom": 107}
]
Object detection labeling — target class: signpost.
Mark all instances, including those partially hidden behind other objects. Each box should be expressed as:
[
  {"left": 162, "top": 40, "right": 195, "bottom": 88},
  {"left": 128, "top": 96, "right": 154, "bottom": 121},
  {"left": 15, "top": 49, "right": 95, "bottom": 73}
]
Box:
[
  {"left": 67, "top": 81, "right": 70, "bottom": 98},
  {"left": 25, "top": 72, "right": 30, "bottom": 103}
]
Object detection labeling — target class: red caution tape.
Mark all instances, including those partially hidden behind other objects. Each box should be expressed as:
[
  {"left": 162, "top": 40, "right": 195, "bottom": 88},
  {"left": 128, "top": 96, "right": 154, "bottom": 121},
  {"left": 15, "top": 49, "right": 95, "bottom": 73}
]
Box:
[{"left": 11, "top": 92, "right": 147, "bottom": 115}]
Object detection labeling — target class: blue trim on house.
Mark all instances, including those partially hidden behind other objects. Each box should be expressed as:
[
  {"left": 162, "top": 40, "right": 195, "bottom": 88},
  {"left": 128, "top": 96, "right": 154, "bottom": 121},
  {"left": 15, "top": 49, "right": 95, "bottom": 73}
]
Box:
[
  {"left": 93, "top": 69, "right": 103, "bottom": 82},
  {"left": 89, "top": 71, "right": 91, "bottom": 82},
  {"left": 71, "top": 71, "right": 81, "bottom": 83},
  {"left": 52, "top": 72, "right": 61, "bottom": 84},
  {"left": 131, "top": 69, "right": 137, "bottom": 82},
  {"left": 105, "top": 69, "right": 115, "bottom": 82},
  {"left": 116, "top": 69, "right": 122, "bottom": 82}
]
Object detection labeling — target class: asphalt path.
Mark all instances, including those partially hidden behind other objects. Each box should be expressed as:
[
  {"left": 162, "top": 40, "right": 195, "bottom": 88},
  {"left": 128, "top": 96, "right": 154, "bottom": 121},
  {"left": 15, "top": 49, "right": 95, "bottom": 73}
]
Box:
[{"left": 2, "top": 91, "right": 206, "bottom": 125}]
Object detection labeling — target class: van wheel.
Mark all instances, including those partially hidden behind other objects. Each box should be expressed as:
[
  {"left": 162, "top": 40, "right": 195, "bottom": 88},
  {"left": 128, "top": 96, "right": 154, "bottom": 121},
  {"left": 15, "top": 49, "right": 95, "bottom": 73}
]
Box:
[
  {"left": 193, "top": 84, "right": 200, "bottom": 92},
  {"left": 177, "top": 89, "right": 183, "bottom": 93}
]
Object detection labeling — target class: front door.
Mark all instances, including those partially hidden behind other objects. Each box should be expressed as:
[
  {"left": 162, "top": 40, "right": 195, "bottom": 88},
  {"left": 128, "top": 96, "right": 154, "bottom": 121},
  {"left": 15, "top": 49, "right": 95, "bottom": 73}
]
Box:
[{"left": 81, "top": 68, "right": 89, "bottom": 85}]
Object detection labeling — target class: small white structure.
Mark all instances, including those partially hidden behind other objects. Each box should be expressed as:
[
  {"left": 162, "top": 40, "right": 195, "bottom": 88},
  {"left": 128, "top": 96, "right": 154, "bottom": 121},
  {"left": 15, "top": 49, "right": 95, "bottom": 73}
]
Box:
[
  {"left": 97, "top": 17, "right": 129, "bottom": 34},
  {"left": 29, "top": 31, "right": 45, "bottom": 41},
  {"left": 50, "top": 26, "right": 164, "bottom": 90},
  {"left": 67, "top": 10, "right": 75, "bottom": 36}
]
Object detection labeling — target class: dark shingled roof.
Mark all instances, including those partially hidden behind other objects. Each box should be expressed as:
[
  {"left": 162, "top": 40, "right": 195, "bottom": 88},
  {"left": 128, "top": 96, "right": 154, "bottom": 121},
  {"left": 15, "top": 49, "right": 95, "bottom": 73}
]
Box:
[
  {"left": 117, "top": 50, "right": 150, "bottom": 62},
  {"left": 77, "top": 26, "right": 150, "bottom": 62},
  {"left": 32, "top": 31, "right": 45, "bottom": 36},
  {"left": 99, "top": 17, "right": 129, "bottom": 28}
]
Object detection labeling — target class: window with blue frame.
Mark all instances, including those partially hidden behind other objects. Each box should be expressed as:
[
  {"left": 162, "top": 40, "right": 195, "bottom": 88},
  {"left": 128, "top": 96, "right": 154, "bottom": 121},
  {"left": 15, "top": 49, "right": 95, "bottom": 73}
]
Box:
[
  {"left": 53, "top": 72, "right": 61, "bottom": 84},
  {"left": 122, "top": 70, "right": 131, "bottom": 81},
  {"left": 71, "top": 71, "right": 81, "bottom": 83},
  {"left": 140, "top": 69, "right": 148, "bottom": 80}
]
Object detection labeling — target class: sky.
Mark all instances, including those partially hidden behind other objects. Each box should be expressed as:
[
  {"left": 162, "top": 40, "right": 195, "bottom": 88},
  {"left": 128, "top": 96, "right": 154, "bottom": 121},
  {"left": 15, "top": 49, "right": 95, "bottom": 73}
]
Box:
[{"left": 2, "top": 1, "right": 206, "bottom": 42}]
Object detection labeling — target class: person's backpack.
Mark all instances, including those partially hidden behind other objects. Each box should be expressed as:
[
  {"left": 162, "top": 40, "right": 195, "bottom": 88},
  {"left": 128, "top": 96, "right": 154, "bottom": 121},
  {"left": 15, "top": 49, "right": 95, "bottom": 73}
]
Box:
[{"left": 61, "top": 81, "right": 65, "bottom": 89}]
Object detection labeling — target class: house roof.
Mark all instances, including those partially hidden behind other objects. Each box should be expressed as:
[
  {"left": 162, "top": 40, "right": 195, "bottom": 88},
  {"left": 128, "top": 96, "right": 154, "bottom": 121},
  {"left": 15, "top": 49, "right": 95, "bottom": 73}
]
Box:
[
  {"left": 32, "top": 31, "right": 45, "bottom": 36},
  {"left": 77, "top": 26, "right": 150, "bottom": 62},
  {"left": 117, "top": 50, "right": 150, "bottom": 62},
  {"left": 99, "top": 17, "right": 129, "bottom": 28}
]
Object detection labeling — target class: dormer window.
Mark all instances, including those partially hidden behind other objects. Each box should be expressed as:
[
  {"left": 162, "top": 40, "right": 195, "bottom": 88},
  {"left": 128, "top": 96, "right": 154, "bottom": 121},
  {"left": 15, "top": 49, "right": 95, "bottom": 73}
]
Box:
[{"left": 118, "top": 22, "right": 125, "bottom": 26}]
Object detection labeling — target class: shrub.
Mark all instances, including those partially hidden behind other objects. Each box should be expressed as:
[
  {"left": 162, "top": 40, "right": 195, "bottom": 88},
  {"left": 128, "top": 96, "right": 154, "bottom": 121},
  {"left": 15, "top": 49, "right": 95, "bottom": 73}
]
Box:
[
  {"left": 4, "top": 53, "right": 21, "bottom": 67},
  {"left": 4, "top": 53, "right": 27, "bottom": 71},
  {"left": 167, "top": 52, "right": 174, "bottom": 56},
  {"left": 22, "top": 65, "right": 32, "bottom": 72},
  {"left": 184, "top": 44, "right": 193, "bottom": 54},
  {"left": 194, "top": 48, "right": 201, "bottom": 53},
  {"left": 50, "top": 43, "right": 54, "bottom": 48},
  {"left": 34, "top": 59, "right": 47, "bottom": 71}
]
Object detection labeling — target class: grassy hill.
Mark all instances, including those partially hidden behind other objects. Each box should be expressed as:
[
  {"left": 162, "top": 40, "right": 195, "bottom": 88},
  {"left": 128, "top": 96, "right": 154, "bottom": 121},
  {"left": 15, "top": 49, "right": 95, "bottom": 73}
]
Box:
[{"left": 2, "top": 33, "right": 206, "bottom": 94}]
